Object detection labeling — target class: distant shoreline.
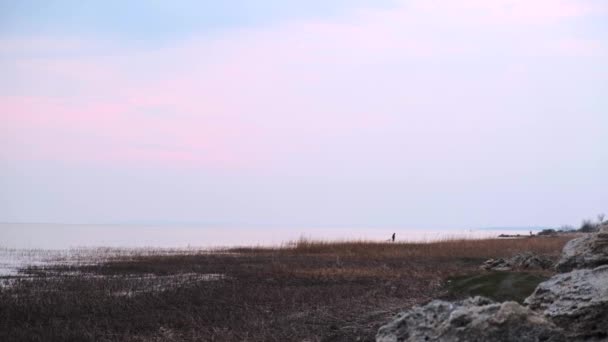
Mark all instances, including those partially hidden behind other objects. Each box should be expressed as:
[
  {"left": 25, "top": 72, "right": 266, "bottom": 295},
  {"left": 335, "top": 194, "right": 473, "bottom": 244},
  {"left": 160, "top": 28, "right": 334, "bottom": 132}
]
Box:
[{"left": 0, "top": 222, "right": 551, "bottom": 250}]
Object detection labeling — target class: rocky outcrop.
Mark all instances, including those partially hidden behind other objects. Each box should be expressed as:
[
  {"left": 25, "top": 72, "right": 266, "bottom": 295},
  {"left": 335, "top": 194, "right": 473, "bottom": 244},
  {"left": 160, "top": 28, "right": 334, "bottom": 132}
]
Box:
[
  {"left": 554, "top": 224, "right": 608, "bottom": 272},
  {"left": 481, "top": 252, "right": 553, "bottom": 271},
  {"left": 376, "top": 296, "right": 565, "bottom": 342},
  {"left": 378, "top": 224, "right": 608, "bottom": 342},
  {"left": 525, "top": 265, "right": 608, "bottom": 340},
  {"left": 480, "top": 258, "right": 513, "bottom": 271}
]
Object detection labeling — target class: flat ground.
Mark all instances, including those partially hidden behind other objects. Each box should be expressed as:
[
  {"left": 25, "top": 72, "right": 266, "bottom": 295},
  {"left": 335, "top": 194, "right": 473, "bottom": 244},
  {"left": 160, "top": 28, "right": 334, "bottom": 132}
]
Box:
[{"left": 0, "top": 236, "right": 573, "bottom": 342}]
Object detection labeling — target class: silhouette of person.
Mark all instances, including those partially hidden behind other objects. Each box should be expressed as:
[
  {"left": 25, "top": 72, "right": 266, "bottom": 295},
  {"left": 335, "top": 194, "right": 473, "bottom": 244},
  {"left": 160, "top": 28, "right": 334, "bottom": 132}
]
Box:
[{"left": 392, "top": 233, "right": 396, "bottom": 242}]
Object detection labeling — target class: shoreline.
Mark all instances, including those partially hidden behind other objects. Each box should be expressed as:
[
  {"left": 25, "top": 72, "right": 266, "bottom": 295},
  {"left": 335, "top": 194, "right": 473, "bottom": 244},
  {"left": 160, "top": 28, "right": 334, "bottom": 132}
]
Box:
[
  {"left": 0, "top": 222, "right": 550, "bottom": 250},
  {"left": 0, "top": 234, "right": 578, "bottom": 277}
]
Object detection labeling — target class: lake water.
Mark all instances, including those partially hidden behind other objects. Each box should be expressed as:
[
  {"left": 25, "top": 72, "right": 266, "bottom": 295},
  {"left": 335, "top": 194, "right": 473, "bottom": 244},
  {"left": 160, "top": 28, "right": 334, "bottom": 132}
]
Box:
[{"left": 0, "top": 223, "right": 538, "bottom": 249}]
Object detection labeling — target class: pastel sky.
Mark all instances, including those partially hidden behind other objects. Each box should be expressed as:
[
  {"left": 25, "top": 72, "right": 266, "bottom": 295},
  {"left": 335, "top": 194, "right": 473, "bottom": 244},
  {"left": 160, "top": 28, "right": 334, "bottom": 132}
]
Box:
[{"left": 1, "top": 0, "right": 607, "bottom": 228}]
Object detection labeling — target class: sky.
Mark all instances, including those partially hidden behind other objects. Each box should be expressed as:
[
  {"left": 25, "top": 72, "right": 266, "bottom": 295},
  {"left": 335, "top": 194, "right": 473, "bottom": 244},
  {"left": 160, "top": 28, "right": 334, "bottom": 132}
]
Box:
[{"left": 1, "top": 0, "right": 607, "bottom": 229}]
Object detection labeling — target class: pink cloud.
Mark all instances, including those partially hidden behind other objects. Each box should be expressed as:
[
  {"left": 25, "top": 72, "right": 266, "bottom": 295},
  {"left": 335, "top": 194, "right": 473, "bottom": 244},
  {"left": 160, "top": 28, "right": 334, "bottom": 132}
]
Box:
[
  {"left": 0, "top": 95, "right": 262, "bottom": 168},
  {"left": 1, "top": 0, "right": 606, "bottom": 169}
]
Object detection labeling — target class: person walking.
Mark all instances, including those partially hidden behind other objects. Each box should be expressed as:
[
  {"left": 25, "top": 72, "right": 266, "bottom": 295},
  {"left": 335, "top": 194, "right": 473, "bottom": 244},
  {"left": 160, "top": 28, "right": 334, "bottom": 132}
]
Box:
[{"left": 391, "top": 233, "right": 396, "bottom": 242}]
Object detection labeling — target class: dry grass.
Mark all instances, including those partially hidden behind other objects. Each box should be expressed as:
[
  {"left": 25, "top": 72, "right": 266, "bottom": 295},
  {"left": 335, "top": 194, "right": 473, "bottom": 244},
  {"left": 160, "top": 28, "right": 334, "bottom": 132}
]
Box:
[
  {"left": 236, "top": 235, "right": 574, "bottom": 259},
  {"left": 0, "top": 235, "right": 574, "bottom": 342}
]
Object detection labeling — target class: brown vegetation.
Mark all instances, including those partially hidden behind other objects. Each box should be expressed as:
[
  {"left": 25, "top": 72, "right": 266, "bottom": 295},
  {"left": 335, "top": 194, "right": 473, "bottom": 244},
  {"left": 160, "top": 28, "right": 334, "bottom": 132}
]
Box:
[
  {"left": 266, "top": 235, "right": 571, "bottom": 258},
  {"left": 0, "top": 236, "right": 573, "bottom": 341}
]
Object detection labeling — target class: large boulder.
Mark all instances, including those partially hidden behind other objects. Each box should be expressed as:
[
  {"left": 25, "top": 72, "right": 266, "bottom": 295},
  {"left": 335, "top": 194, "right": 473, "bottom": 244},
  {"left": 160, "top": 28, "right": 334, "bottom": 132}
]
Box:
[
  {"left": 525, "top": 265, "right": 608, "bottom": 340},
  {"left": 376, "top": 296, "right": 565, "bottom": 342},
  {"left": 555, "top": 224, "right": 608, "bottom": 272}
]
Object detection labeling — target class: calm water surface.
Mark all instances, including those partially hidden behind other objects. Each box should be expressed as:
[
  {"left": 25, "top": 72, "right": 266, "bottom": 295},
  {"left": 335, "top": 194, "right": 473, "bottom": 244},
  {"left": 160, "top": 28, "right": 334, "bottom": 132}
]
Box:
[{"left": 0, "top": 223, "right": 538, "bottom": 249}]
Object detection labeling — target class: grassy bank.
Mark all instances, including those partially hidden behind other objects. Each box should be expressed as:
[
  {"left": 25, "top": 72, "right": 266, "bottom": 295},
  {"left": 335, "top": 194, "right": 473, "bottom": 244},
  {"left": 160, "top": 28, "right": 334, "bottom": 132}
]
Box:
[{"left": 0, "top": 236, "right": 573, "bottom": 341}]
